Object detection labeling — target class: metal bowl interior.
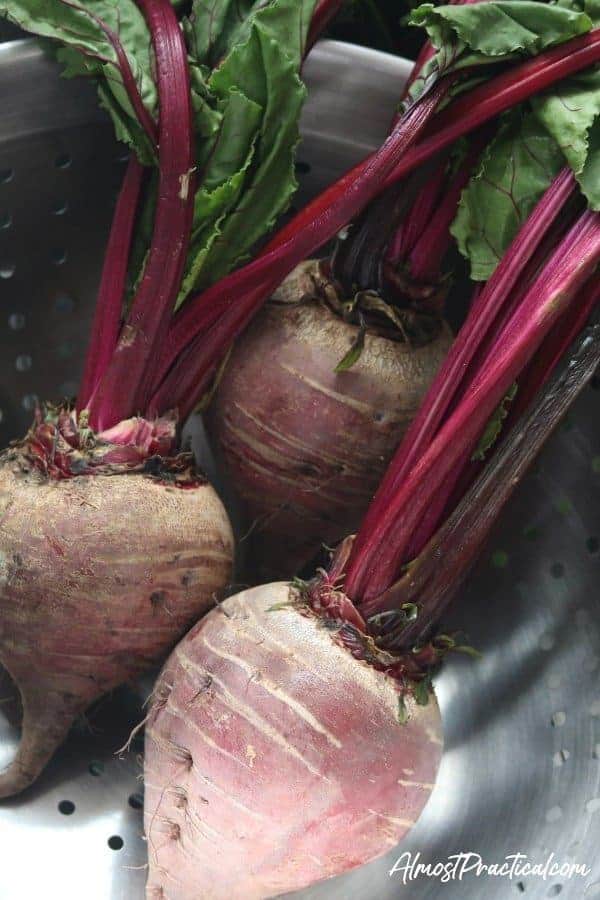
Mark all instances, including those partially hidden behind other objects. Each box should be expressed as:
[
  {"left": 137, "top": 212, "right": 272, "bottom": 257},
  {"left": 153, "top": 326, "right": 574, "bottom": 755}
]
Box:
[{"left": 0, "top": 38, "right": 599, "bottom": 900}]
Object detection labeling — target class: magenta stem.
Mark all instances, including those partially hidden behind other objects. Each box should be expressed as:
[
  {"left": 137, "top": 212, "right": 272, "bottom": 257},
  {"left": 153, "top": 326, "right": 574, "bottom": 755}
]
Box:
[
  {"left": 150, "top": 279, "right": 271, "bottom": 419},
  {"left": 408, "top": 132, "right": 488, "bottom": 283},
  {"left": 381, "top": 307, "right": 600, "bottom": 650},
  {"left": 510, "top": 276, "right": 600, "bottom": 422},
  {"left": 404, "top": 201, "right": 585, "bottom": 551},
  {"left": 86, "top": 0, "right": 195, "bottom": 430},
  {"left": 357, "top": 212, "right": 600, "bottom": 608},
  {"left": 344, "top": 169, "right": 577, "bottom": 597},
  {"left": 77, "top": 157, "right": 144, "bottom": 411},
  {"left": 387, "top": 157, "right": 448, "bottom": 266}
]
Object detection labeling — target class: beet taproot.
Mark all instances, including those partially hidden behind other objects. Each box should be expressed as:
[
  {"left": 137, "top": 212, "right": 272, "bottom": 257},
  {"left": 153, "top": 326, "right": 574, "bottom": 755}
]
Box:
[
  {"left": 209, "top": 261, "right": 452, "bottom": 580},
  {"left": 144, "top": 581, "right": 442, "bottom": 900},
  {"left": 0, "top": 411, "right": 233, "bottom": 797}
]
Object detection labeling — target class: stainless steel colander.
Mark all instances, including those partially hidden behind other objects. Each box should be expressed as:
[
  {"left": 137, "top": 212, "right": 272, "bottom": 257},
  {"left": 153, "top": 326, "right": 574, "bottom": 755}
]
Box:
[{"left": 0, "top": 36, "right": 599, "bottom": 900}]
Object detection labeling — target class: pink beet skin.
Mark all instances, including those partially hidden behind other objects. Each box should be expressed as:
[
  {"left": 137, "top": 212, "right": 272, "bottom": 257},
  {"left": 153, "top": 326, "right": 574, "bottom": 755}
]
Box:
[
  {"left": 0, "top": 453, "right": 233, "bottom": 798},
  {"left": 145, "top": 582, "right": 442, "bottom": 899},
  {"left": 209, "top": 266, "right": 452, "bottom": 580}
]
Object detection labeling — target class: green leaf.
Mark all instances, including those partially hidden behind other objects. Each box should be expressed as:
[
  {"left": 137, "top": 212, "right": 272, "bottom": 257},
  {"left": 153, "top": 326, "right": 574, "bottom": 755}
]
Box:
[
  {"left": 451, "top": 109, "right": 565, "bottom": 280},
  {"left": 96, "top": 82, "right": 155, "bottom": 166},
  {"left": 179, "top": 163, "right": 255, "bottom": 302},
  {"left": 290, "top": 575, "right": 309, "bottom": 590},
  {"left": 448, "top": 2, "right": 600, "bottom": 273},
  {"left": 185, "top": 0, "right": 313, "bottom": 70},
  {"left": 410, "top": 1, "right": 591, "bottom": 59},
  {"left": 185, "top": 0, "right": 260, "bottom": 68},
  {"left": 0, "top": 0, "right": 157, "bottom": 157},
  {"left": 123, "top": 0, "right": 314, "bottom": 302},
  {"left": 170, "top": 0, "right": 315, "bottom": 298},
  {"left": 4, "top": 0, "right": 314, "bottom": 305},
  {"left": 585, "top": 0, "right": 600, "bottom": 26},
  {"left": 266, "top": 600, "right": 298, "bottom": 611},
  {"left": 244, "top": 0, "right": 315, "bottom": 66},
  {"left": 578, "top": 118, "right": 600, "bottom": 209},
  {"left": 173, "top": 87, "right": 262, "bottom": 302},
  {"left": 185, "top": 14, "right": 311, "bottom": 290},
  {"left": 472, "top": 383, "right": 518, "bottom": 462},
  {"left": 334, "top": 322, "right": 367, "bottom": 372},
  {"left": 431, "top": 633, "right": 455, "bottom": 650},
  {"left": 356, "top": 291, "right": 410, "bottom": 340},
  {"left": 202, "top": 89, "right": 263, "bottom": 193},
  {"left": 407, "top": 1, "right": 592, "bottom": 103},
  {"left": 189, "top": 67, "right": 223, "bottom": 163},
  {"left": 532, "top": 69, "right": 600, "bottom": 208}
]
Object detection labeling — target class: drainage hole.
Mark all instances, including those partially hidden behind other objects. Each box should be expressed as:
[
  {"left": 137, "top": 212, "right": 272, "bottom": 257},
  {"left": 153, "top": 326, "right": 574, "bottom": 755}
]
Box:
[
  {"left": 58, "top": 800, "right": 75, "bottom": 816},
  {"left": 128, "top": 792, "right": 144, "bottom": 811}
]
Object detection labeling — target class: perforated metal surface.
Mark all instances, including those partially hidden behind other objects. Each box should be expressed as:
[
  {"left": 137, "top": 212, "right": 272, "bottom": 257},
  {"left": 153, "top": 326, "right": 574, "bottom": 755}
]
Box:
[{"left": 0, "top": 37, "right": 599, "bottom": 900}]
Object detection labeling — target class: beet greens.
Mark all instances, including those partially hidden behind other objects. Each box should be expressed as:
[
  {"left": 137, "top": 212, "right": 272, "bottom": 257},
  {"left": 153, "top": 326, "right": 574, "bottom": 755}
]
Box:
[
  {"left": 2, "top": 0, "right": 598, "bottom": 434},
  {"left": 0, "top": 0, "right": 321, "bottom": 428}
]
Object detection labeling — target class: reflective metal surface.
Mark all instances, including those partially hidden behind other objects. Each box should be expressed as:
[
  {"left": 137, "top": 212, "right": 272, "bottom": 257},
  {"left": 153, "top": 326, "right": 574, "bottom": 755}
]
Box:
[{"left": 0, "top": 37, "right": 599, "bottom": 900}]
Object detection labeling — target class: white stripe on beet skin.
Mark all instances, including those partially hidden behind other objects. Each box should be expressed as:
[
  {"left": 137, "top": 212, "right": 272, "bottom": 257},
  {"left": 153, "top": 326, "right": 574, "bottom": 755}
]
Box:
[
  {"left": 174, "top": 648, "right": 331, "bottom": 779},
  {"left": 199, "top": 632, "right": 343, "bottom": 747},
  {"left": 145, "top": 582, "right": 442, "bottom": 899}
]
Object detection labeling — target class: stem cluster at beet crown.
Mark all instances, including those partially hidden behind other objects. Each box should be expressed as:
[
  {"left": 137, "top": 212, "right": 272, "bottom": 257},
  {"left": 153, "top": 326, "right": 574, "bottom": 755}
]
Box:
[{"left": 345, "top": 192, "right": 600, "bottom": 610}]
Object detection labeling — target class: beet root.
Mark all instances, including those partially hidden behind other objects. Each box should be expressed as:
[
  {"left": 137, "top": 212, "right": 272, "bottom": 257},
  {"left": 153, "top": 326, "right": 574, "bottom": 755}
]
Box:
[
  {"left": 144, "top": 581, "right": 442, "bottom": 899},
  {"left": 209, "top": 262, "right": 452, "bottom": 580},
  {"left": 0, "top": 447, "right": 233, "bottom": 798}
]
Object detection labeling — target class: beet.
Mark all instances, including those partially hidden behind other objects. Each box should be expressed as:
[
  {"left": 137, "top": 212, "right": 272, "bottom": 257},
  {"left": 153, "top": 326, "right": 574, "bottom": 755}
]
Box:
[
  {"left": 144, "top": 581, "right": 442, "bottom": 900},
  {"left": 209, "top": 261, "right": 451, "bottom": 579},
  {"left": 143, "top": 169, "right": 600, "bottom": 900},
  {"left": 144, "top": 296, "right": 600, "bottom": 900},
  {"left": 0, "top": 414, "right": 233, "bottom": 797}
]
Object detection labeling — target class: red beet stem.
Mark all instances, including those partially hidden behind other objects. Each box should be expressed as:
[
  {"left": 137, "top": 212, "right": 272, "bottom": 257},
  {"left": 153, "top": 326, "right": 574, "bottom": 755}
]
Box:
[
  {"left": 86, "top": 0, "right": 195, "bottom": 430},
  {"left": 409, "top": 196, "right": 586, "bottom": 549},
  {"left": 386, "top": 157, "right": 448, "bottom": 265},
  {"left": 344, "top": 169, "right": 577, "bottom": 597},
  {"left": 149, "top": 80, "right": 450, "bottom": 411},
  {"left": 511, "top": 275, "right": 600, "bottom": 420},
  {"left": 349, "top": 209, "right": 600, "bottom": 609},
  {"left": 150, "top": 281, "right": 267, "bottom": 419},
  {"left": 408, "top": 133, "right": 488, "bottom": 283},
  {"left": 379, "top": 307, "right": 600, "bottom": 650},
  {"left": 77, "top": 157, "right": 144, "bottom": 412},
  {"left": 152, "top": 30, "right": 600, "bottom": 395}
]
